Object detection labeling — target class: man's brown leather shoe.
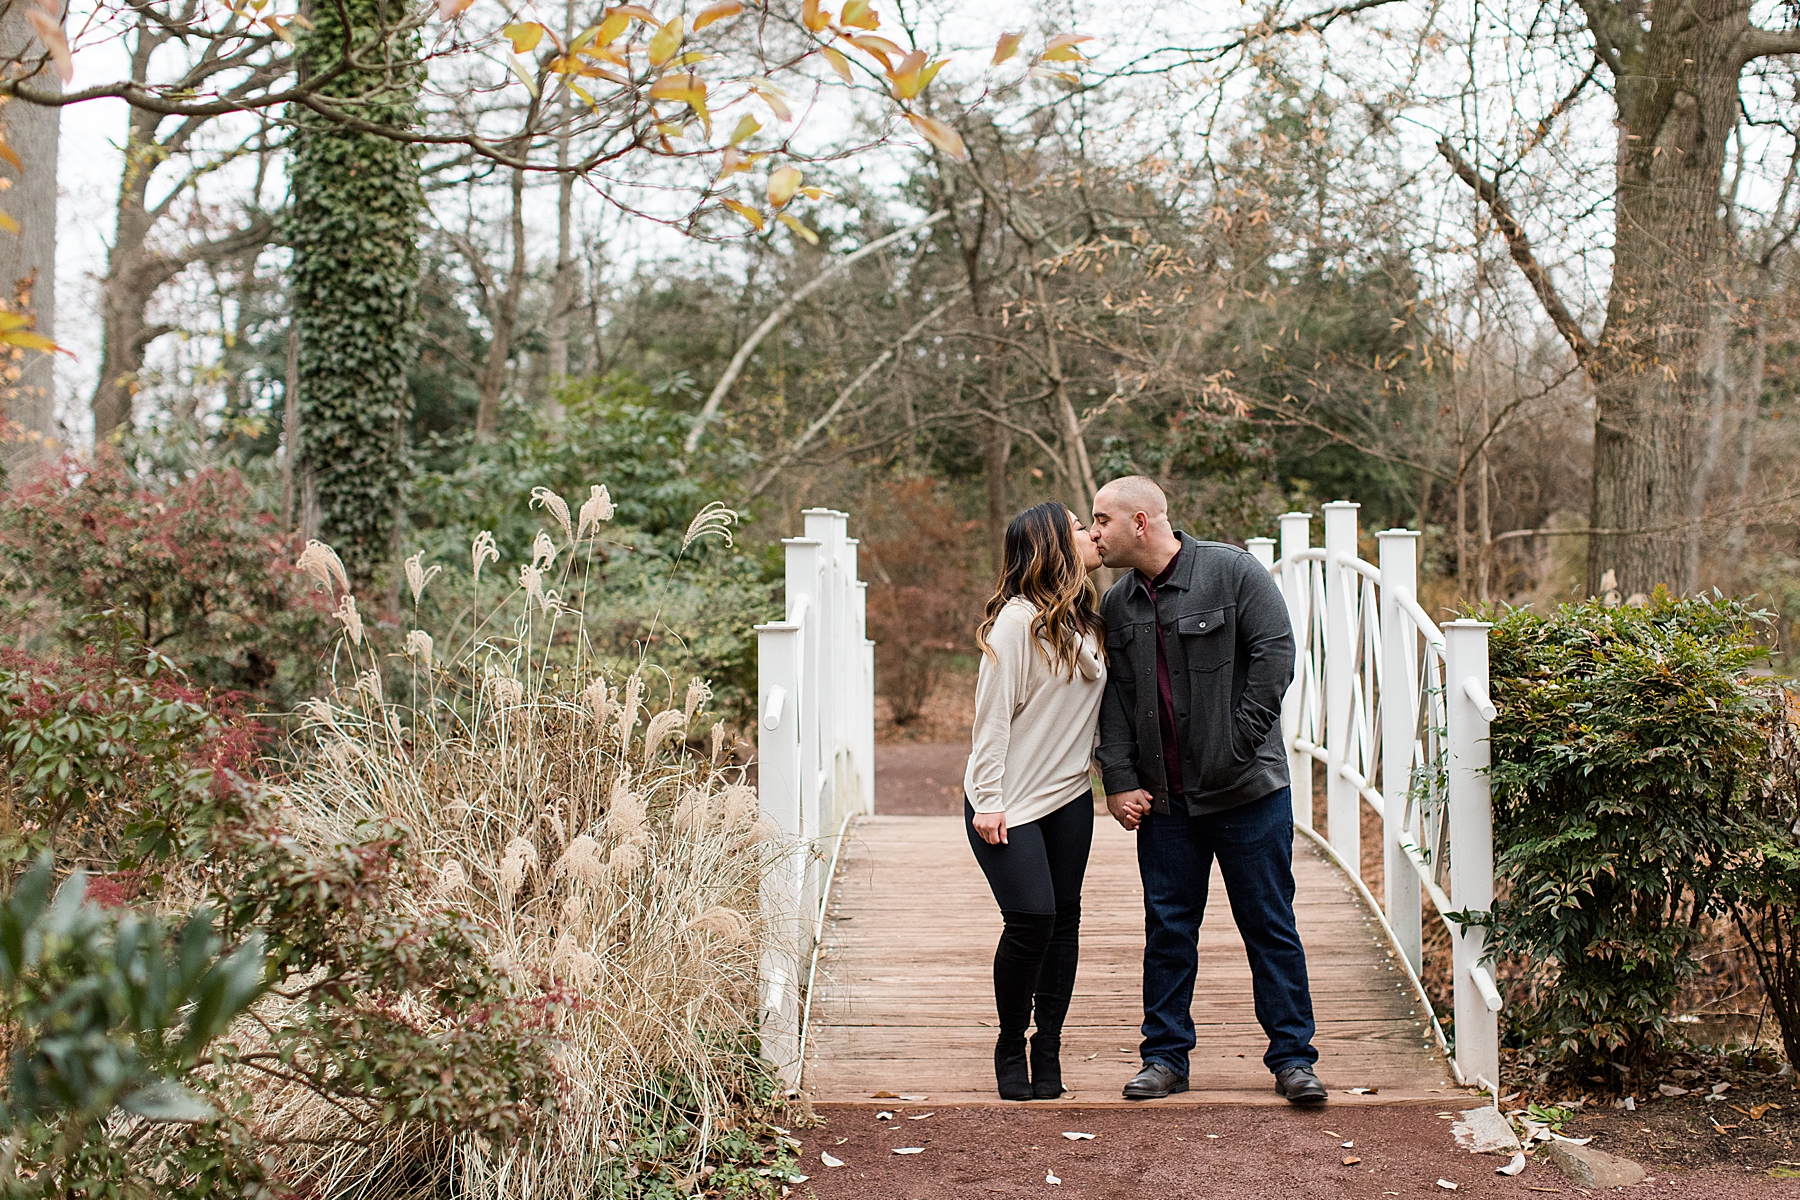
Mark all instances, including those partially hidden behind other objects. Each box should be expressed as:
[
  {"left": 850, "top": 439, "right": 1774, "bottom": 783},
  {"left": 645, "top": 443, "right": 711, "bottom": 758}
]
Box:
[{"left": 1274, "top": 1064, "right": 1328, "bottom": 1104}]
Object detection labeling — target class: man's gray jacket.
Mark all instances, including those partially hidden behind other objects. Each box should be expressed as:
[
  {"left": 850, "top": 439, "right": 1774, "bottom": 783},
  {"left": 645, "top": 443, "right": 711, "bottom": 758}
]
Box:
[{"left": 1096, "top": 532, "right": 1296, "bottom": 816}]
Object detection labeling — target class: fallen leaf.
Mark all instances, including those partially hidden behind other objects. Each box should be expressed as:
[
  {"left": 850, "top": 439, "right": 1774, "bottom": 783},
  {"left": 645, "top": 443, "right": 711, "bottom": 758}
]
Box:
[
  {"left": 1659, "top": 1083, "right": 1689, "bottom": 1097},
  {"left": 870, "top": 1091, "right": 899, "bottom": 1099},
  {"left": 1342, "top": 1156, "right": 1362, "bottom": 1166},
  {"left": 1713, "top": 1082, "right": 1733, "bottom": 1094},
  {"left": 820, "top": 1151, "right": 844, "bottom": 1168},
  {"left": 898, "top": 1094, "right": 929, "bottom": 1101},
  {"left": 1342, "top": 1141, "right": 1355, "bottom": 1149},
  {"left": 1325, "top": 1130, "right": 1341, "bottom": 1138},
  {"left": 1436, "top": 1180, "right": 1458, "bottom": 1191},
  {"left": 875, "top": 1112, "right": 893, "bottom": 1121},
  {"left": 1206, "top": 1134, "right": 1221, "bottom": 1139},
  {"left": 907, "top": 1113, "right": 934, "bottom": 1120},
  {"left": 1046, "top": 1172, "right": 1061, "bottom": 1185},
  {"left": 1496, "top": 1152, "right": 1527, "bottom": 1177},
  {"left": 1345, "top": 1087, "right": 1379, "bottom": 1095},
  {"left": 1062, "top": 1132, "right": 1096, "bottom": 1141},
  {"left": 893, "top": 1147, "right": 925, "bottom": 1155}
]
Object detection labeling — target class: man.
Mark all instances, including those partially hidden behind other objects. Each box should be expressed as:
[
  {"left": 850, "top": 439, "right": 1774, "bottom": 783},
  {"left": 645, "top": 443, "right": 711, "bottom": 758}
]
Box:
[{"left": 1088, "top": 476, "right": 1325, "bottom": 1105}]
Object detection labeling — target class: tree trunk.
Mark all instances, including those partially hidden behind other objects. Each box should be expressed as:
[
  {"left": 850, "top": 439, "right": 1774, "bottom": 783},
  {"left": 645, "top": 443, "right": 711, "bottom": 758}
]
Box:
[
  {"left": 544, "top": 0, "right": 575, "bottom": 416},
  {"left": 474, "top": 165, "right": 527, "bottom": 441},
  {"left": 1682, "top": 295, "right": 1732, "bottom": 592},
  {"left": 1585, "top": 5, "right": 1749, "bottom": 596},
  {"left": 982, "top": 349, "right": 1010, "bottom": 571},
  {"left": 1723, "top": 301, "right": 1765, "bottom": 560},
  {"left": 0, "top": 5, "right": 58, "bottom": 479}
]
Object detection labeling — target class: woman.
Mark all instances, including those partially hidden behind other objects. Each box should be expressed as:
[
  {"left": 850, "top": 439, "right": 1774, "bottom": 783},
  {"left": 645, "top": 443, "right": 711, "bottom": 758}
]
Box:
[{"left": 964, "top": 502, "right": 1107, "bottom": 1100}]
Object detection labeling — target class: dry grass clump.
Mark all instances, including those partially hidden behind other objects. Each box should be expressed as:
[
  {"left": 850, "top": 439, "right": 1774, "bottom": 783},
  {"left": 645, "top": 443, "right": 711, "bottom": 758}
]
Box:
[{"left": 261, "top": 491, "right": 786, "bottom": 1197}]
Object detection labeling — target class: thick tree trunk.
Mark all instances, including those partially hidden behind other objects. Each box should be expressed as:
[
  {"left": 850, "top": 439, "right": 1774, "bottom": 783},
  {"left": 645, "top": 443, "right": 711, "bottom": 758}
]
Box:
[
  {"left": 1682, "top": 297, "right": 1732, "bottom": 592},
  {"left": 0, "top": 6, "right": 58, "bottom": 478},
  {"left": 1723, "top": 305, "right": 1765, "bottom": 559},
  {"left": 1585, "top": 2, "right": 1750, "bottom": 596}
]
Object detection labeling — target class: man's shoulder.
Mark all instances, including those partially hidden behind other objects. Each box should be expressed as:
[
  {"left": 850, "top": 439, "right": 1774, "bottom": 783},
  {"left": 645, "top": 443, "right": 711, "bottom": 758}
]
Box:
[{"left": 1100, "top": 573, "right": 1139, "bottom": 615}]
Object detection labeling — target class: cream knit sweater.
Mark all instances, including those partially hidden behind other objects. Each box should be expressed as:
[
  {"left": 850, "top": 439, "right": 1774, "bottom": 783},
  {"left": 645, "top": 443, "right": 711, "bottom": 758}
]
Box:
[{"left": 964, "top": 597, "right": 1107, "bottom": 827}]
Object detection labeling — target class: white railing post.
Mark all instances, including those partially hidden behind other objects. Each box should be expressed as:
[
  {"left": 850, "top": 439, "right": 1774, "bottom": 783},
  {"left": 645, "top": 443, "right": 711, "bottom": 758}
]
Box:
[
  {"left": 1246, "top": 536, "right": 1275, "bottom": 569},
  {"left": 755, "top": 620, "right": 805, "bottom": 1090},
  {"left": 1377, "top": 529, "right": 1423, "bottom": 974},
  {"left": 1444, "top": 618, "right": 1499, "bottom": 1091},
  {"left": 1277, "top": 512, "right": 1313, "bottom": 831},
  {"left": 783, "top": 534, "right": 826, "bottom": 918},
  {"left": 1322, "top": 501, "right": 1360, "bottom": 873}
]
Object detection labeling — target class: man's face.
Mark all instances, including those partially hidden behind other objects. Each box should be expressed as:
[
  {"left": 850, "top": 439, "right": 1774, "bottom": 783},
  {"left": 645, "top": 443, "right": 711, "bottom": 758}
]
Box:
[{"left": 1089, "top": 489, "right": 1139, "bottom": 569}]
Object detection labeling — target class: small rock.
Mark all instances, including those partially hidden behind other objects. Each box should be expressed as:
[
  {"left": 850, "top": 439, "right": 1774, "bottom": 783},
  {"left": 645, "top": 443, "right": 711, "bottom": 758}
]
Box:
[
  {"left": 1453, "top": 1107, "right": 1521, "bottom": 1155},
  {"left": 1546, "top": 1141, "right": 1647, "bottom": 1188}
]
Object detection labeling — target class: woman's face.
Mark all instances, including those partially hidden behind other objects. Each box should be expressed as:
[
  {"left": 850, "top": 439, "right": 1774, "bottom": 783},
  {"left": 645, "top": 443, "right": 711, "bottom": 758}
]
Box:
[{"left": 1067, "top": 509, "right": 1103, "bottom": 575}]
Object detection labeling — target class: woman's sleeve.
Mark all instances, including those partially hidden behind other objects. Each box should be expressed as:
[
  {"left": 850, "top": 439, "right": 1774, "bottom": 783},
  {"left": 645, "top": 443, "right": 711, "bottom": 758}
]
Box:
[{"left": 967, "top": 608, "right": 1030, "bottom": 813}]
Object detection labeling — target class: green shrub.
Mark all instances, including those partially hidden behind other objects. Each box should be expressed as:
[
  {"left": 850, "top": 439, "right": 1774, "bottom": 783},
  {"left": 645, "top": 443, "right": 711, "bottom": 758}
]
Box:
[
  {"left": 0, "top": 454, "right": 326, "bottom": 709},
  {"left": 1484, "top": 591, "right": 1772, "bottom": 1077},
  {"left": 1722, "top": 695, "right": 1800, "bottom": 1072}
]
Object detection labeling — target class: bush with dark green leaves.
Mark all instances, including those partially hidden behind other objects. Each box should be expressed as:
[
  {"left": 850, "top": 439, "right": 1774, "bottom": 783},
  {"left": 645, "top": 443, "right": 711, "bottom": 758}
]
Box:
[
  {"left": 1483, "top": 591, "right": 1772, "bottom": 1077},
  {"left": 1722, "top": 697, "right": 1800, "bottom": 1073},
  {"left": 0, "top": 855, "right": 269, "bottom": 1198}
]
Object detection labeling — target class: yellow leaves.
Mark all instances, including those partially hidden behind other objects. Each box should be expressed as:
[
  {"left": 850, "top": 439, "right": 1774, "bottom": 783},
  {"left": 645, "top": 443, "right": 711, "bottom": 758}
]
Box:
[
  {"left": 1040, "top": 32, "right": 1093, "bottom": 62},
  {"left": 0, "top": 313, "right": 67, "bottom": 355},
  {"left": 647, "top": 17, "right": 684, "bottom": 66},
  {"left": 648, "top": 71, "right": 706, "bottom": 111},
  {"left": 801, "top": 0, "right": 831, "bottom": 32},
  {"left": 729, "top": 113, "right": 761, "bottom": 144},
  {"left": 0, "top": 138, "right": 21, "bottom": 173},
  {"left": 25, "top": 7, "right": 72, "bottom": 85},
  {"left": 722, "top": 199, "right": 764, "bottom": 230},
  {"left": 840, "top": 0, "right": 879, "bottom": 28},
  {"left": 719, "top": 145, "right": 762, "bottom": 176},
  {"left": 0, "top": 212, "right": 17, "bottom": 235},
  {"left": 886, "top": 48, "right": 946, "bottom": 99},
  {"left": 594, "top": 9, "right": 633, "bottom": 43},
  {"left": 752, "top": 81, "right": 792, "bottom": 122},
  {"left": 844, "top": 33, "right": 902, "bottom": 68},
  {"left": 436, "top": 0, "right": 475, "bottom": 21},
  {"left": 503, "top": 21, "right": 545, "bottom": 53},
  {"left": 992, "top": 30, "right": 1024, "bottom": 65},
  {"left": 610, "top": 4, "right": 658, "bottom": 19},
  {"left": 821, "top": 44, "right": 853, "bottom": 83},
  {"left": 778, "top": 213, "right": 819, "bottom": 244},
  {"left": 694, "top": 0, "right": 741, "bottom": 30},
  {"left": 767, "top": 165, "right": 803, "bottom": 208},
  {"left": 906, "top": 112, "right": 967, "bottom": 161}
]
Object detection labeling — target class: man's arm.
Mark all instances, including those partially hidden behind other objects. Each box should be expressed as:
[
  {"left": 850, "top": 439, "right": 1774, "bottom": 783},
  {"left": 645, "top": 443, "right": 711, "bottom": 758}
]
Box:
[
  {"left": 1095, "top": 612, "right": 1141, "bottom": 796},
  {"left": 1230, "top": 555, "right": 1297, "bottom": 762}
]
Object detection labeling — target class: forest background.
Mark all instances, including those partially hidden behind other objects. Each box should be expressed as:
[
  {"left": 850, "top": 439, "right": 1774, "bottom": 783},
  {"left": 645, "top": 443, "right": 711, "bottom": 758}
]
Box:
[{"left": 12, "top": 0, "right": 1799, "bottom": 696}]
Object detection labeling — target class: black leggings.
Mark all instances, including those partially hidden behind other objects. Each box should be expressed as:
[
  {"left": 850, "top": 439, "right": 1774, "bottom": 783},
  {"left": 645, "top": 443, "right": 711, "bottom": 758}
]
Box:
[
  {"left": 965, "top": 792, "right": 1094, "bottom": 1043},
  {"left": 964, "top": 792, "right": 1094, "bottom": 915}
]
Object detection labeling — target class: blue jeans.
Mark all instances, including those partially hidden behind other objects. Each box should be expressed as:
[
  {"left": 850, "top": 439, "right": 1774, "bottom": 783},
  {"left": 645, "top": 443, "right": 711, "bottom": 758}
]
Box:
[{"left": 1137, "top": 786, "right": 1318, "bottom": 1077}]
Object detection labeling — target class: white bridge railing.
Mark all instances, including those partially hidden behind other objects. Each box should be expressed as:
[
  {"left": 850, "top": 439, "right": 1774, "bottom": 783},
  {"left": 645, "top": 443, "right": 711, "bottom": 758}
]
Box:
[
  {"left": 1250, "top": 501, "right": 1500, "bottom": 1090},
  {"left": 755, "top": 508, "right": 876, "bottom": 1090}
]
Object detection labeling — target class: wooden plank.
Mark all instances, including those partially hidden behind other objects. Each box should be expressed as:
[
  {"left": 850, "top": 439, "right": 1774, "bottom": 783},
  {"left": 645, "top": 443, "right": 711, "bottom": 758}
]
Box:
[{"left": 802, "top": 815, "right": 1452, "bottom": 1106}]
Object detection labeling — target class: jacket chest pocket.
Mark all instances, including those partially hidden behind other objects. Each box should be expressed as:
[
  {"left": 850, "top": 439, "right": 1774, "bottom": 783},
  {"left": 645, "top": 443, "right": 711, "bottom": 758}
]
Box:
[
  {"left": 1106, "top": 622, "right": 1153, "bottom": 680},
  {"left": 1177, "top": 608, "right": 1231, "bottom": 672}
]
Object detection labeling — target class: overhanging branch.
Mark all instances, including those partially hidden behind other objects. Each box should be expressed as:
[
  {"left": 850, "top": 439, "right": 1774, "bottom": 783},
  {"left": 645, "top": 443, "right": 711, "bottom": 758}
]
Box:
[{"left": 1437, "top": 138, "right": 1596, "bottom": 371}]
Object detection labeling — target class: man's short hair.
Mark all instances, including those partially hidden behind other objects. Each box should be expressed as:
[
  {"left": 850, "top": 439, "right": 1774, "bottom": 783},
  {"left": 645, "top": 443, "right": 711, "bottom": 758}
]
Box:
[{"left": 1099, "top": 475, "right": 1168, "bottom": 520}]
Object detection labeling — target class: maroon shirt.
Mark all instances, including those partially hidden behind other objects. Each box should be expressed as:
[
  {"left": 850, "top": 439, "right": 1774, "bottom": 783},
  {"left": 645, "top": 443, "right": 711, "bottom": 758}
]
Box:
[{"left": 1141, "top": 549, "right": 1186, "bottom": 799}]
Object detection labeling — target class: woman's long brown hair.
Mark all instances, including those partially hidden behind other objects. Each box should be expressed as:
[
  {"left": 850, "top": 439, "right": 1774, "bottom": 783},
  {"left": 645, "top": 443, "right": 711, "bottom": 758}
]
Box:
[{"left": 975, "top": 502, "right": 1104, "bottom": 676}]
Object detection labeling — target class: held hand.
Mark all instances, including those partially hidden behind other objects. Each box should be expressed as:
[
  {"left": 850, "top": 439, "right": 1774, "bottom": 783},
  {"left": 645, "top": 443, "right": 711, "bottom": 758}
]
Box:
[
  {"left": 972, "top": 809, "right": 1009, "bottom": 845},
  {"left": 1106, "top": 789, "right": 1153, "bottom": 831}
]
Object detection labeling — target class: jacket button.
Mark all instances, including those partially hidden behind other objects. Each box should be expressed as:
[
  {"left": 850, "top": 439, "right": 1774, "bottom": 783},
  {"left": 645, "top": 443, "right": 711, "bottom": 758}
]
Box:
[{"left": 1198, "top": 622, "right": 1206, "bottom": 628}]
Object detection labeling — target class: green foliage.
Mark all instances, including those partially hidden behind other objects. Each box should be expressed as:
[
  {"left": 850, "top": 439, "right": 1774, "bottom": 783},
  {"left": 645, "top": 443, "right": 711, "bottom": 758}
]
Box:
[
  {"left": 1483, "top": 592, "right": 1773, "bottom": 1076},
  {"left": 408, "top": 378, "right": 778, "bottom": 718},
  {"left": 0, "top": 855, "right": 270, "bottom": 1198},
  {"left": 288, "top": 0, "right": 425, "bottom": 588},
  {"left": 1721, "top": 698, "right": 1800, "bottom": 1073},
  {"left": 0, "top": 455, "right": 325, "bottom": 707},
  {"left": 0, "top": 631, "right": 255, "bottom": 874}
]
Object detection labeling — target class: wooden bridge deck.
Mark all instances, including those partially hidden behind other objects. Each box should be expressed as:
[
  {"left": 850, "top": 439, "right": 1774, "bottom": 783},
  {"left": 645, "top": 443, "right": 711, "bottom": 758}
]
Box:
[{"left": 803, "top": 812, "right": 1454, "bottom": 1106}]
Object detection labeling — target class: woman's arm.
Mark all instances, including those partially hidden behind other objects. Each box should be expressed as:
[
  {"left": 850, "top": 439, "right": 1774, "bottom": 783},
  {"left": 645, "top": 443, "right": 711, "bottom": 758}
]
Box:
[{"left": 968, "top": 605, "right": 1030, "bottom": 843}]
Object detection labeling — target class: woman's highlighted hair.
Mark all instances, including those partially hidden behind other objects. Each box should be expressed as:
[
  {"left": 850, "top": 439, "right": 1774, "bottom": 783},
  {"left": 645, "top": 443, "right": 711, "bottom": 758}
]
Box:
[{"left": 976, "top": 502, "right": 1103, "bottom": 677}]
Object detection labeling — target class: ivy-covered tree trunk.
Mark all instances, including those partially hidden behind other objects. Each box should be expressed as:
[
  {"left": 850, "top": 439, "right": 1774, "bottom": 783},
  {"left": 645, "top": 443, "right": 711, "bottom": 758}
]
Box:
[{"left": 288, "top": 0, "right": 423, "bottom": 589}]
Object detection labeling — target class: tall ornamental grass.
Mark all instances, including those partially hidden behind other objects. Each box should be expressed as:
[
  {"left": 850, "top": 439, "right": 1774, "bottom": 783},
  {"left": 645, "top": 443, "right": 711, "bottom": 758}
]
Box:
[{"left": 263, "top": 489, "right": 793, "bottom": 1198}]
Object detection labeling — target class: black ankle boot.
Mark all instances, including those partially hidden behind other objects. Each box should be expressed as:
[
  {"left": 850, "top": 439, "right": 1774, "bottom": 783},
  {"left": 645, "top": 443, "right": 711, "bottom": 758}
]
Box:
[
  {"left": 1029, "top": 902, "right": 1080, "bottom": 1099},
  {"left": 995, "top": 1033, "right": 1032, "bottom": 1100},
  {"left": 993, "top": 911, "right": 1055, "bottom": 1101},
  {"left": 1029, "top": 1032, "right": 1063, "bottom": 1099}
]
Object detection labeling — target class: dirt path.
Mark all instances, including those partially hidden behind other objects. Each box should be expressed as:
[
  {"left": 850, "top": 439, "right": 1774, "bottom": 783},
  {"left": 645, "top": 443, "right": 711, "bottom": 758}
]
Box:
[
  {"left": 793, "top": 1102, "right": 1796, "bottom": 1198},
  {"left": 874, "top": 743, "right": 969, "bottom": 816}
]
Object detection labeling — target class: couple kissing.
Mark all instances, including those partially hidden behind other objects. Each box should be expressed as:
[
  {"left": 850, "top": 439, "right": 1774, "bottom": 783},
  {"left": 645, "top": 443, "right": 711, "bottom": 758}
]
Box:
[{"left": 962, "top": 475, "right": 1324, "bottom": 1105}]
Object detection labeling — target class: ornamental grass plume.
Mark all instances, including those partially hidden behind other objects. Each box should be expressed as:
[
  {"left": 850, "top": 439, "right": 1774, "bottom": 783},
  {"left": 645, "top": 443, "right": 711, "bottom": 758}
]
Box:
[{"left": 254, "top": 488, "right": 784, "bottom": 1199}]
